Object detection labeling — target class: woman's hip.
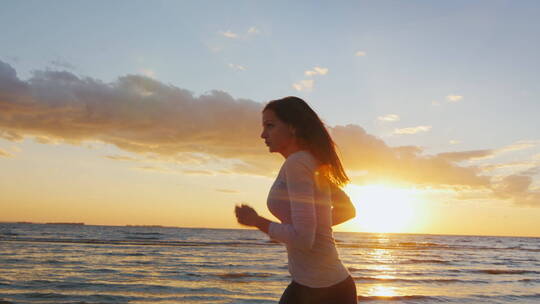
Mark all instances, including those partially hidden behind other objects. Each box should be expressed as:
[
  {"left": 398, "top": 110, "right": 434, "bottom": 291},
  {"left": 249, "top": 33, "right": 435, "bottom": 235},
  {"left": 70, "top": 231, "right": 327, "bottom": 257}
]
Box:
[{"left": 279, "top": 275, "right": 357, "bottom": 304}]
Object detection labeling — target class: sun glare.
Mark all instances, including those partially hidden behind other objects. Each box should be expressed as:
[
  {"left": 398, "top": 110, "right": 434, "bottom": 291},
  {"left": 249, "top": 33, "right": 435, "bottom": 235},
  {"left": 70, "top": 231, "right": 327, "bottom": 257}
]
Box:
[
  {"left": 368, "top": 285, "right": 399, "bottom": 297},
  {"left": 344, "top": 184, "right": 423, "bottom": 233}
]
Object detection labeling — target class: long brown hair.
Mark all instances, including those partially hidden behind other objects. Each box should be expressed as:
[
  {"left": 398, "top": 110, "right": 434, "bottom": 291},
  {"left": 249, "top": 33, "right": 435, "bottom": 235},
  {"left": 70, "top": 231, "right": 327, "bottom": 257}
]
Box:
[{"left": 263, "top": 96, "right": 349, "bottom": 187}]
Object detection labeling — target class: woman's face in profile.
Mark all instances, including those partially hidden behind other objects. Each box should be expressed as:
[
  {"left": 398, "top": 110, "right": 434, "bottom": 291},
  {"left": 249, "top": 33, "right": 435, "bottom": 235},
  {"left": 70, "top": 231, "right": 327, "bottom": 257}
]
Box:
[{"left": 261, "top": 109, "right": 295, "bottom": 154}]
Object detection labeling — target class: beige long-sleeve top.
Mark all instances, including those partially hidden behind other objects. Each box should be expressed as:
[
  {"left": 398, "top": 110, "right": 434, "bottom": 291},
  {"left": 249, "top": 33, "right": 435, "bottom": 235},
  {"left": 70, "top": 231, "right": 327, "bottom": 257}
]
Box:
[{"left": 267, "top": 150, "right": 350, "bottom": 288}]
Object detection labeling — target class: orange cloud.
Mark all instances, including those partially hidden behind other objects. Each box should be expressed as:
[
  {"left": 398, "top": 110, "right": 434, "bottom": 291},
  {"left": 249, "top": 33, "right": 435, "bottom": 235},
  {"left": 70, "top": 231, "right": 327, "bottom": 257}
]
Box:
[
  {"left": 0, "top": 61, "right": 265, "bottom": 163},
  {"left": 0, "top": 148, "right": 12, "bottom": 158},
  {"left": 133, "top": 166, "right": 173, "bottom": 173},
  {"left": 0, "top": 130, "right": 23, "bottom": 142},
  {"left": 103, "top": 155, "right": 140, "bottom": 162},
  {"left": 331, "top": 124, "right": 490, "bottom": 188},
  {"left": 492, "top": 174, "right": 540, "bottom": 206},
  {"left": 480, "top": 161, "right": 538, "bottom": 173},
  {"left": 182, "top": 169, "right": 215, "bottom": 176},
  {"left": 215, "top": 188, "right": 240, "bottom": 194},
  {"left": 0, "top": 60, "right": 538, "bottom": 206},
  {"left": 436, "top": 150, "right": 494, "bottom": 162}
]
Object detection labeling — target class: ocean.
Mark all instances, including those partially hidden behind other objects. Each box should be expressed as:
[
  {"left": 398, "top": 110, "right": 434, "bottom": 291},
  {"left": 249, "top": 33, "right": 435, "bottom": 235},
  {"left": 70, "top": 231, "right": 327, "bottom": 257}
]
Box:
[{"left": 0, "top": 223, "right": 539, "bottom": 303}]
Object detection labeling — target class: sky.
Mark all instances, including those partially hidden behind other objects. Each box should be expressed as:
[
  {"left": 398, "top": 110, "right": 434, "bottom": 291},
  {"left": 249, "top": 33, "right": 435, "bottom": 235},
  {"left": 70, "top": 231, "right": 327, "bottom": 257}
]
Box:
[{"left": 1, "top": 0, "right": 540, "bottom": 237}]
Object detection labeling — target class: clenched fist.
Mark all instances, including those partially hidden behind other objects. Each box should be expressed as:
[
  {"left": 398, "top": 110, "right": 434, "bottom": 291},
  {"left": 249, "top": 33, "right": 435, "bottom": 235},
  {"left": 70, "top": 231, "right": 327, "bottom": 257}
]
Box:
[{"left": 234, "top": 204, "right": 259, "bottom": 226}]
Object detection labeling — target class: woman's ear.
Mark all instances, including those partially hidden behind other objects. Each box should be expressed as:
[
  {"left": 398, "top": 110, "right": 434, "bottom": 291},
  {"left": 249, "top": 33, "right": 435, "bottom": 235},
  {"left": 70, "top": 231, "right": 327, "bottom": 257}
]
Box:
[{"left": 288, "top": 125, "right": 296, "bottom": 136}]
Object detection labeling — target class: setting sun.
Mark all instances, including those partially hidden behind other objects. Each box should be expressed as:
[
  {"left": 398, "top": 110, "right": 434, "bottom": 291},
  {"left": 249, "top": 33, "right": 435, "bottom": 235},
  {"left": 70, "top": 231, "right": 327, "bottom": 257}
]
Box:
[{"left": 344, "top": 184, "right": 424, "bottom": 233}]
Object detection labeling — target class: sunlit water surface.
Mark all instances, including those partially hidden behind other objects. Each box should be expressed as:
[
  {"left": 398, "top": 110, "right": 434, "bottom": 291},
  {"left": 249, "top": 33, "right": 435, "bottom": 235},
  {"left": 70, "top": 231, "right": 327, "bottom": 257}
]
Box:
[{"left": 1, "top": 223, "right": 539, "bottom": 303}]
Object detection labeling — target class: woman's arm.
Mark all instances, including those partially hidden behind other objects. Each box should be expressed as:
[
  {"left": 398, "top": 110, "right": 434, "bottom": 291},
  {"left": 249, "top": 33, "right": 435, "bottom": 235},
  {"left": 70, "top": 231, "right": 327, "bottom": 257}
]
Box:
[
  {"left": 330, "top": 184, "right": 356, "bottom": 226},
  {"left": 255, "top": 216, "right": 271, "bottom": 234}
]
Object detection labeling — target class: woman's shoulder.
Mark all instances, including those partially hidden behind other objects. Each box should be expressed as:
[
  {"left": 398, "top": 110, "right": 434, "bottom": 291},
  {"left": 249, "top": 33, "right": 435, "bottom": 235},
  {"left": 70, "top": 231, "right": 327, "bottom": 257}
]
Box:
[{"left": 284, "top": 150, "right": 318, "bottom": 170}]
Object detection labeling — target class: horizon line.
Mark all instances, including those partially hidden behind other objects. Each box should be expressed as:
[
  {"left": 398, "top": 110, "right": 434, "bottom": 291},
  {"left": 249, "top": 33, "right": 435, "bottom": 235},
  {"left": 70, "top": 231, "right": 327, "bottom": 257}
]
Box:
[{"left": 1, "top": 221, "right": 539, "bottom": 239}]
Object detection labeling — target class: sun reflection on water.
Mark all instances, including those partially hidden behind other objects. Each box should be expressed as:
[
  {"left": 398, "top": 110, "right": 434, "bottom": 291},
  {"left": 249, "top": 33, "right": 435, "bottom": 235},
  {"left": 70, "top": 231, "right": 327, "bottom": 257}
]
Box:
[
  {"left": 367, "top": 247, "right": 397, "bottom": 267},
  {"left": 368, "top": 285, "right": 399, "bottom": 297},
  {"left": 363, "top": 243, "right": 403, "bottom": 299}
]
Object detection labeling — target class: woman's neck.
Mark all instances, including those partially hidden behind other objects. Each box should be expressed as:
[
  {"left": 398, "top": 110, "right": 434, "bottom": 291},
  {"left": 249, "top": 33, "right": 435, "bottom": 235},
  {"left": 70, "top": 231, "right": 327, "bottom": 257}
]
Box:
[{"left": 280, "top": 144, "right": 305, "bottom": 159}]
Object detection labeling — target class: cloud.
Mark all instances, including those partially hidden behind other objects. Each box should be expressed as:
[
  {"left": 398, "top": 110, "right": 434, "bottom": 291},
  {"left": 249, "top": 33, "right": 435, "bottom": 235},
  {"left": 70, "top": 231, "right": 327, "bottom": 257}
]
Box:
[
  {"left": 0, "top": 130, "right": 23, "bottom": 142},
  {"left": 520, "top": 166, "right": 540, "bottom": 177},
  {"left": 292, "top": 79, "right": 314, "bottom": 92},
  {"left": 480, "top": 161, "right": 539, "bottom": 173},
  {"left": 355, "top": 51, "right": 367, "bottom": 57},
  {"left": 247, "top": 27, "right": 260, "bottom": 35},
  {"left": 220, "top": 26, "right": 261, "bottom": 40},
  {"left": 435, "top": 140, "right": 539, "bottom": 163},
  {"left": 215, "top": 188, "right": 240, "bottom": 193},
  {"left": 446, "top": 95, "right": 463, "bottom": 102},
  {"left": 449, "top": 140, "right": 461, "bottom": 145},
  {"left": 295, "top": 66, "right": 327, "bottom": 91},
  {"left": 304, "top": 67, "right": 328, "bottom": 76},
  {"left": 221, "top": 30, "right": 239, "bottom": 39},
  {"left": 437, "top": 150, "right": 494, "bottom": 162},
  {"left": 453, "top": 188, "right": 493, "bottom": 201},
  {"left": 0, "top": 60, "right": 265, "bottom": 163},
  {"left": 495, "top": 140, "right": 539, "bottom": 154},
  {"left": 139, "top": 69, "right": 156, "bottom": 78},
  {"left": 228, "top": 63, "right": 246, "bottom": 71},
  {"left": 6, "top": 56, "right": 20, "bottom": 63},
  {"left": 492, "top": 174, "right": 540, "bottom": 206},
  {"left": 378, "top": 114, "right": 399, "bottom": 122},
  {"left": 496, "top": 175, "right": 531, "bottom": 193},
  {"left": 34, "top": 135, "right": 61, "bottom": 145},
  {"left": 331, "top": 124, "right": 489, "bottom": 188},
  {"left": 0, "top": 148, "right": 12, "bottom": 158},
  {"left": 182, "top": 169, "right": 215, "bottom": 175},
  {"left": 104, "top": 155, "right": 140, "bottom": 162},
  {"left": 105, "top": 153, "right": 220, "bottom": 169},
  {"left": 393, "top": 126, "right": 432, "bottom": 135},
  {"left": 50, "top": 59, "right": 76, "bottom": 70},
  {"left": 134, "top": 165, "right": 173, "bottom": 173},
  {"left": 0, "top": 60, "right": 538, "bottom": 206}
]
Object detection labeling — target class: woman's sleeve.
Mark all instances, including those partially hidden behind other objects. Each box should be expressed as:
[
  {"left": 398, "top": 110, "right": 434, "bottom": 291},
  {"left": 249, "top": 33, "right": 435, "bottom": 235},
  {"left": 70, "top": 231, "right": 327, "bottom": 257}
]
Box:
[{"left": 268, "top": 155, "right": 316, "bottom": 250}]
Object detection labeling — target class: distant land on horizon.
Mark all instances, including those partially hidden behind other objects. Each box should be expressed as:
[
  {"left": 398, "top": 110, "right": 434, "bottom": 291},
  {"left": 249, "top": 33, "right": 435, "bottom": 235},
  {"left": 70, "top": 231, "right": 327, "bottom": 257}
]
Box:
[{"left": 1, "top": 221, "right": 538, "bottom": 239}]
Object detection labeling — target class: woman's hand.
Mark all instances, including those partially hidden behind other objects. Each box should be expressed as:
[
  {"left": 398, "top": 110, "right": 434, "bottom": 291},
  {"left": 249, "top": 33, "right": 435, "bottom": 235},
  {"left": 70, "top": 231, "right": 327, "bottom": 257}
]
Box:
[{"left": 235, "top": 203, "right": 259, "bottom": 227}]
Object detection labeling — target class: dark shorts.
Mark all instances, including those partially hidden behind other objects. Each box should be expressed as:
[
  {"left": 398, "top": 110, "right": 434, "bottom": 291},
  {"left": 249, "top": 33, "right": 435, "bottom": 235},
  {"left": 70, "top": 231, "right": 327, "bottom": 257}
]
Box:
[{"left": 279, "top": 275, "right": 357, "bottom": 304}]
